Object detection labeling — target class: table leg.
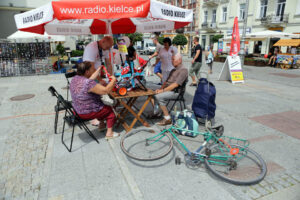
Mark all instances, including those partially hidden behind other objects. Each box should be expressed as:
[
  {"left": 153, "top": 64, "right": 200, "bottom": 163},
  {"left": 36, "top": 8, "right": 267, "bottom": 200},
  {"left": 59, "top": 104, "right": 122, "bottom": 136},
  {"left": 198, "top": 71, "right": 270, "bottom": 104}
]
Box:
[
  {"left": 116, "top": 97, "right": 137, "bottom": 128},
  {"left": 119, "top": 96, "right": 152, "bottom": 132}
]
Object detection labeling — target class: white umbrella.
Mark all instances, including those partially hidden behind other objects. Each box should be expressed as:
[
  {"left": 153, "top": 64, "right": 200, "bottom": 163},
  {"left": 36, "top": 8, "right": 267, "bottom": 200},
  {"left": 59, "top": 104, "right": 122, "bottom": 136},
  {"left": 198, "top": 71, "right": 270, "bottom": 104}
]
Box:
[
  {"left": 246, "top": 30, "right": 300, "bottom": 39},
  {"left": 7, "top": 30, "right": 66, "bottom": 41}
]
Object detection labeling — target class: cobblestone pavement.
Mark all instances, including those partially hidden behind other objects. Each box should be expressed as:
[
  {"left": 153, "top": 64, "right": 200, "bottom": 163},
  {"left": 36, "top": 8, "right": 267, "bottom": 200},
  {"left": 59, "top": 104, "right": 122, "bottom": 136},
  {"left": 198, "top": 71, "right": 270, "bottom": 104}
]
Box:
[{"left": 0, "top": 57, "right": 300, "bottom": 200}]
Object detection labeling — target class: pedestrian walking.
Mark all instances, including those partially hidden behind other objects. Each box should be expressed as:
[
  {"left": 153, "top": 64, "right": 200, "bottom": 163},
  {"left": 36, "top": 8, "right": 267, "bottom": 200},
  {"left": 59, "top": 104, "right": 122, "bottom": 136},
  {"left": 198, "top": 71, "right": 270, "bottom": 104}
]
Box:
[
  {"left": 149, "top": 36, "right": 163, "bottom": 81},
  {"left": 158, "top": 37, "right": 178, "bottom": 83},
  {"left": 205, "top": 46, "right": 214, "bottom": 74},
  {"left": 189, "top": 37, "right": 202, "bottom": 86}
]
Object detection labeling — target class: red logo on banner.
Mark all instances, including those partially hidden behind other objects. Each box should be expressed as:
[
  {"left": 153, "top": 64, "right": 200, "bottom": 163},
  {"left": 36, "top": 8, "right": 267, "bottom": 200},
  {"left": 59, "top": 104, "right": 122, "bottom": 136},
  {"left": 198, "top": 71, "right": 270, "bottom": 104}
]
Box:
[{"left": 230, "top": 17, "right": 240, "bottom": 56}]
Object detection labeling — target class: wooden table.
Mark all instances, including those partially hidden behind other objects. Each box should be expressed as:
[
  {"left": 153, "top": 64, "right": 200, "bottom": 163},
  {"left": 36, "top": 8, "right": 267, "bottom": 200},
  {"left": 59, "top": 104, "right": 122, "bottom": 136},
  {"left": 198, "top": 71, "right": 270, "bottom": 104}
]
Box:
[{"left": 110, "top": 89, "right": 155, "bottom": 133}]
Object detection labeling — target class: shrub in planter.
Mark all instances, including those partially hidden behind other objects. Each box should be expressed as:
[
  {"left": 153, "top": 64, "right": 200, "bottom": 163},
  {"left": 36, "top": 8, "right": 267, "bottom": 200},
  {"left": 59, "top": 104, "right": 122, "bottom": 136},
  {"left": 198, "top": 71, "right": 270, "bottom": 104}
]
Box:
[
  {"left": 71, "top": 50, "right": 84, "bottom": 57},
  {"left": 244, "top": 57, "right": 255, "bottom": 66},
  {"left": 254, "top": 58, "right": 268, "bottom": 66}
]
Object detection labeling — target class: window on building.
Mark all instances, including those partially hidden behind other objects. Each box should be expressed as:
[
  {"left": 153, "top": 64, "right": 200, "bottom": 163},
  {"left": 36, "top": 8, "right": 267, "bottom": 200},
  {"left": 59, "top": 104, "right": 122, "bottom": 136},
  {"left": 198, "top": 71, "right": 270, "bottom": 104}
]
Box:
[
  {"left": 260, "top": 0, "right": 268, "bottom": 18},
  {"left": 212, "top": 9, "right": 217, "bottom": 23},
  {"left": 191, "top": 0, "right": 195, "bottom": 4},
  {"left": 222, "top": 7, "right": 227, "bottom": 22},
  {"left": 239, "top": 4, "right": 246, "bottom": 20},
  {"left": 182, "top": 0, "right": 186, "bottom": 6},
  {"left": 204, "top": 10, "right": 208, "bottom": 23},
  {"left": 297, "top": 0, "right": 300, "bottom": 15},
  {"left": 276, "top": 0, "right": 286, "bottom": 17}
]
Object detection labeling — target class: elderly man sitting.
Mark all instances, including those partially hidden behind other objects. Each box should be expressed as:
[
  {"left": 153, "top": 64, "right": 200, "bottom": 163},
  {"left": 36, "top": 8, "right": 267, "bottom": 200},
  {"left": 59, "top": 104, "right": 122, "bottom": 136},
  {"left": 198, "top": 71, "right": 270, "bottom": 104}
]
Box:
[{"left": 153, "top": 53, "right": 188, "bottom": 126}]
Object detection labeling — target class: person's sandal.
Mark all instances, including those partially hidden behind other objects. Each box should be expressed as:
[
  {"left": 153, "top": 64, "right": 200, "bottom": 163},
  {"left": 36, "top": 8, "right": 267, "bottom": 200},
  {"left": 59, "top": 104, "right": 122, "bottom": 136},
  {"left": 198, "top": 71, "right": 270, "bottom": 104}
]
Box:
[{"left": 105, "top": 132, "right": 120, "bottom": 140}]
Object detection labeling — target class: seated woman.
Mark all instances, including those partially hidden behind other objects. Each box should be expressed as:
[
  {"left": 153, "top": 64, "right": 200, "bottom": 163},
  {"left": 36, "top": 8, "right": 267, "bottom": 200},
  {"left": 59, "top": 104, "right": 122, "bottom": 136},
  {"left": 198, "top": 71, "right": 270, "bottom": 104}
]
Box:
[
  {"left": 70, "top": 61, "right": 119, "bottom": 139},
  {"left": 268, "top": 47, "right": 279, "bottom": 67}
]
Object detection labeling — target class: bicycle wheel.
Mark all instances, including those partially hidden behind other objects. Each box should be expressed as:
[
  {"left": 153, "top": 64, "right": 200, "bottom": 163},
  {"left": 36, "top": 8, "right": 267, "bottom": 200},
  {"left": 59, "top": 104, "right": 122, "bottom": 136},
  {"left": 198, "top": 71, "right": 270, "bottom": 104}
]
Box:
[
  {"left": 120, "top": 128, "right": 173, "bottom": 161},
  {"left": 203, "top": 144, "right": 267, "bottom": 185}
]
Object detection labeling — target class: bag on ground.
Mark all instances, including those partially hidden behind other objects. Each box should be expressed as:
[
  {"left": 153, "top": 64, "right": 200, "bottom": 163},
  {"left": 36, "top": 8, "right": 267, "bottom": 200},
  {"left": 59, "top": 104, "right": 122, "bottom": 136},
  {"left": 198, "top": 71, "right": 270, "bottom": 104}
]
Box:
[
  {"left": 192, "top": 78, "right": 216, "bottom": 121},
  {"left": 171, "top": 109, "right": 199, "bottom": 137}
]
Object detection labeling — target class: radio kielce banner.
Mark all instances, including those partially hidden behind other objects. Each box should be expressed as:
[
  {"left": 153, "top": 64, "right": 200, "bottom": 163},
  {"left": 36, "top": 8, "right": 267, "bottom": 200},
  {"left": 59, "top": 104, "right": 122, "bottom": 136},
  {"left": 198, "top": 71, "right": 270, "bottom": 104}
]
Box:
[
  {"left": 14, "top": 0, "right": 193, "bottom": 35},
  {"left": 229, "top": 17, "right": 240, "bottom": 56}
]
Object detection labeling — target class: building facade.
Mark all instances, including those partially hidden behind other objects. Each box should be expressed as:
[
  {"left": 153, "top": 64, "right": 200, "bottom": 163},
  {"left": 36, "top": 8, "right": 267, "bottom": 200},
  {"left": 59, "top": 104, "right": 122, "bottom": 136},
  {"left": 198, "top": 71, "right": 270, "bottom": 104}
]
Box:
[{"left": 198, "top": 0, "right": 300, "bottom": 54}]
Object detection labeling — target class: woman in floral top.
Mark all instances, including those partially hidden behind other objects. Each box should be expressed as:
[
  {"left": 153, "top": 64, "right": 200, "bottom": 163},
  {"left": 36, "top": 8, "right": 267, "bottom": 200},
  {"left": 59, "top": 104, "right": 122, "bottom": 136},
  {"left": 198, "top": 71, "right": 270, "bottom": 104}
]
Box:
[{"left": 70, "top": 61, "right": 119, "bottom": 139}]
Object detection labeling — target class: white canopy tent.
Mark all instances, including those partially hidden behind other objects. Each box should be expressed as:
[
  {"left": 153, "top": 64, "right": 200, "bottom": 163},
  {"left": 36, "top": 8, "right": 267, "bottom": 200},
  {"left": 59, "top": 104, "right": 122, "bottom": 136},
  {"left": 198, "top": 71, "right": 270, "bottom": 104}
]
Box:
[{"left": 7, "top": 31, "right": 66, "bottom": 42}]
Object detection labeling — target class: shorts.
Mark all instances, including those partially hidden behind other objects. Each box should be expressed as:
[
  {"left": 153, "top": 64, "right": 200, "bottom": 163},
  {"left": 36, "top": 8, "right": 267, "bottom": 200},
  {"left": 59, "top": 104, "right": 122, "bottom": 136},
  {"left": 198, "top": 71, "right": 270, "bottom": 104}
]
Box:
[
  {"left": 189, "top": 62, "right": 202, "bottom": 77},
  {"left": 154, "top": 62, "right": 162, "bottom": 74}
]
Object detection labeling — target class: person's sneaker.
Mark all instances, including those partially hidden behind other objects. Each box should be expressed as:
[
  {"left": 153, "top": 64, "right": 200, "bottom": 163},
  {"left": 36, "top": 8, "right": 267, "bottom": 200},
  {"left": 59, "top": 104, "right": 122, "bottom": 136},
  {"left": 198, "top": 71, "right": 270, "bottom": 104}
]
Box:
[{"left": 157, "top": 118, "right": 172, "bottom": 126}]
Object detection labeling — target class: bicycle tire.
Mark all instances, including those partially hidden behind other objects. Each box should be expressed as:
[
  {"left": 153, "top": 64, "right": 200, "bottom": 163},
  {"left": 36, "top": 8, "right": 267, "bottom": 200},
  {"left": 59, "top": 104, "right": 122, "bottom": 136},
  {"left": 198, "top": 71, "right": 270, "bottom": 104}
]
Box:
[
  {"left": 120, "top": 128, "right": 173, "bottom": 161},
  {"left": 203, "top": 144, "right": 267, "bottom": 185}
]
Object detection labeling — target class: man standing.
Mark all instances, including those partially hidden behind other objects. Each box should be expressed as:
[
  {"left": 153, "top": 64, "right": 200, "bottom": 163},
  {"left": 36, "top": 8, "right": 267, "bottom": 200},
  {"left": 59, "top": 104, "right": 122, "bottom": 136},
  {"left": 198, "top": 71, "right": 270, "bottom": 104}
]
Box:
[
  {"left": 153, "top": 53, "right": 188, "bottom": 126},
  {"left": 83, "top": 36, "right": 114, "bottom": 74},
  {"left": 149, "top": 36, "right": 163, "bottom": 82},
  {"left": 189, "top": 37, "right": 202, "bottom": 86}
]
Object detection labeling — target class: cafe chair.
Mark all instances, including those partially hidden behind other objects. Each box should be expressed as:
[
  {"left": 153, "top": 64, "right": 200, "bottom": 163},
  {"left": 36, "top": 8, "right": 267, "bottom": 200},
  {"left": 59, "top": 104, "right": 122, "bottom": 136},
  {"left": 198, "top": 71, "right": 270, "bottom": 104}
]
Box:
[
  {"left": 166, "top": 79, "right": 188, "bottom": 112},
  {"left": 53, "top": 71, "right": 76, "bottom": 134},
  {"left": 48, "top": 86, "right": 99, "bottom": 152}
]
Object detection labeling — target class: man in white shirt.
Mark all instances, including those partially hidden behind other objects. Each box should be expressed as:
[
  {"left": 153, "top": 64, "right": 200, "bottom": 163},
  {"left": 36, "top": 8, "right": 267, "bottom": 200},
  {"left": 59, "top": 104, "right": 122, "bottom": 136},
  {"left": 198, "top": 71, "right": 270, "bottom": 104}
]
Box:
[{"left": 83, "top": 36, "right": 114, "bottom": 74}]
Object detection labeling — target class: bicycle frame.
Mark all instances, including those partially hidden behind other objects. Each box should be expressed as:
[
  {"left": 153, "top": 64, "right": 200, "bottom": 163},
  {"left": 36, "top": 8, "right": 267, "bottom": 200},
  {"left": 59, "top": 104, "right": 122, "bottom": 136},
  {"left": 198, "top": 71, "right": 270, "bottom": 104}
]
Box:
[{"left": 145, "top": 125, "right": 248, "bottom": 165}]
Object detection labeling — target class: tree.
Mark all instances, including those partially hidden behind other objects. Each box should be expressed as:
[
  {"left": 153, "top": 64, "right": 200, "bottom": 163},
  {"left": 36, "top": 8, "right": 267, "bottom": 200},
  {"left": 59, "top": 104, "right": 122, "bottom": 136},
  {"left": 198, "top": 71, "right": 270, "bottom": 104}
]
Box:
[
  {"left": 172, "top": 34, "right": 188, "bottom": 46},
  {"left": 56, "top": 43, "right": 65, "bottom": 56},
  {"left": 212, "top": 35, "right": 224, "bottom": 43},
  {"left": 125, "top": 32, "right": 143, "bottom": 43},
  {"left": 158, "top": 36, "right": 164, "bottom": 45}
]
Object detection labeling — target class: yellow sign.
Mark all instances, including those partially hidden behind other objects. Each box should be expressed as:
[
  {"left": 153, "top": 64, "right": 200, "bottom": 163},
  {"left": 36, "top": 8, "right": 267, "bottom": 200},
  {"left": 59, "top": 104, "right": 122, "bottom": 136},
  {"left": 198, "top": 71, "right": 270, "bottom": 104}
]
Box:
[
  {"left": 231, "top": 71, "right": 244, "bottom": 82},
  {"left": 118, "top": 44, "right": 128, "bottom": 54}
]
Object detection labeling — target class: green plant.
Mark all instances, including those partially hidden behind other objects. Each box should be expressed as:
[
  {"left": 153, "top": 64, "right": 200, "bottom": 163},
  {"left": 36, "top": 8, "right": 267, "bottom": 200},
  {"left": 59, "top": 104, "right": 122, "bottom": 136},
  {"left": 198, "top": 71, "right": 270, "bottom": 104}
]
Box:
[
  {"left": 158, "top": 36, "right": 164, "bottom": 45},
  {"left": 71, "top": 50, "right": 83, "bottom": 57},
  {"left": 245, "top": 57, "right": 255, "bottom": 62},
  {"left": 212, "top": 35, "right": 224, "bottom": 43},
  {"left": 125, "top": 33, "right": 143, "bottom": 43},
  {"left": 172, "top": 34, "right": 188, "bottom": 46},
  {"left": 56, "top": 43, "right": 65, "bottom": 56}
]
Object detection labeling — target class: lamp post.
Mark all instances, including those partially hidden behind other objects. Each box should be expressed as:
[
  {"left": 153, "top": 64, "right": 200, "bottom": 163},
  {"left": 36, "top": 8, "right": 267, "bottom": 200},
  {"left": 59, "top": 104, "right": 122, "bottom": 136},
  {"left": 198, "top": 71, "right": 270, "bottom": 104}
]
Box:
[{"left": 239, "top": 0, "right": 249, "bottom": 67}]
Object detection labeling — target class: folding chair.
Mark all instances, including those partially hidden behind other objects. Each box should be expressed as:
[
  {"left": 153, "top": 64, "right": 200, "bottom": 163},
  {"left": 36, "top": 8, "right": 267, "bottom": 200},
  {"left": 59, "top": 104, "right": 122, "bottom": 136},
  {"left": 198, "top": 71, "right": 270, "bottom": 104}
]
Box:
[
  {"left": 49, "top": 86, "right": 99, "bottom": 152},
  {"left": 53, "top": 71, "right": 76, "bottom": 134},
  {"left": 166, "top": 79, "right": 188, "bottom": 112}
]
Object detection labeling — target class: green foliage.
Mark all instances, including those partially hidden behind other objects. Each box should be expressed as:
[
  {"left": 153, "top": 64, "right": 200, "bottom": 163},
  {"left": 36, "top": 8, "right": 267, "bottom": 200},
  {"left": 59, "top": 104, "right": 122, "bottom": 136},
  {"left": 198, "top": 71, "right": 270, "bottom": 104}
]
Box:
[
  {"left": 212, "top": 35, "right": 224, "bottom": 43},
  {"left": 125, "top": 32, "right": 143, "bottom": 43},
  {"left": 71, "top": 50, "right": 83, "bottom": 57},
  {"left": 158, "top": 36, "right": 164, "bottom": 45},
  {"left": 56, "top": 43, "right": 65, "bottom": 56},
  {"left": 172, "top": 34, "right": 188, "bottom": 46}
]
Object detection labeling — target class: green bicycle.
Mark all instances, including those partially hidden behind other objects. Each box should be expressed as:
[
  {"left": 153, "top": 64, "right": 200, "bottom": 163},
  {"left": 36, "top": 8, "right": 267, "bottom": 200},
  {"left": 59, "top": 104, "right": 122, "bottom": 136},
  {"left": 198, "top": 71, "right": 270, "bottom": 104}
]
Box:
[{"left": 120, "top": 124, "right": 267, "bottom": 185}]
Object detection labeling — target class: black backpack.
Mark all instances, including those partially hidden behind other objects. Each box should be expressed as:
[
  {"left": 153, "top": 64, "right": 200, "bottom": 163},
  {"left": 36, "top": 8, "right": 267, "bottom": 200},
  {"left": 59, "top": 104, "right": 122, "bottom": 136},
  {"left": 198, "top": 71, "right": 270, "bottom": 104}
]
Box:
[{"left": 192, "top": 78, "right": 216, "bottom": 121}]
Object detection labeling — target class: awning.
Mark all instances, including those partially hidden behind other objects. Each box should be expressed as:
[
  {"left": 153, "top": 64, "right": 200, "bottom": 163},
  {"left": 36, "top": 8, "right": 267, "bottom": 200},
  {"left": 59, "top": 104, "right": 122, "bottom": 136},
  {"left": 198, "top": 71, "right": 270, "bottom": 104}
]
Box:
[{"left": 274, "top": 39, "right": 300, "bottom": 47}]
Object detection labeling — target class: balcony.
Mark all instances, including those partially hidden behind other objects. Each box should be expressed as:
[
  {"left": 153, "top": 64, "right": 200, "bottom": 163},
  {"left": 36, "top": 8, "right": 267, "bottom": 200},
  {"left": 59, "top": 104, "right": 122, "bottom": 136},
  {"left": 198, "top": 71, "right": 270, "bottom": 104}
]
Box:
[
  {"left": 201, "top": 22, "right": 217, "bottom": 32},
  {"left": 203, "top": 0, "right": 219, "bottom": 6},
  {"left": 261, "top": 14, "right": 289, "bottom": 27}
]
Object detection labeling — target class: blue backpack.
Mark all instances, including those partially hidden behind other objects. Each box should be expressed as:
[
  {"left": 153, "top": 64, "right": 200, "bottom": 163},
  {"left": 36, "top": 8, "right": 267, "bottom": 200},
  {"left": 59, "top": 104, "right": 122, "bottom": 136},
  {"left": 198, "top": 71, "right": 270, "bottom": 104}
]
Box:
[{"left": 192, "top": 78, "right": 216, "bottom": 120}]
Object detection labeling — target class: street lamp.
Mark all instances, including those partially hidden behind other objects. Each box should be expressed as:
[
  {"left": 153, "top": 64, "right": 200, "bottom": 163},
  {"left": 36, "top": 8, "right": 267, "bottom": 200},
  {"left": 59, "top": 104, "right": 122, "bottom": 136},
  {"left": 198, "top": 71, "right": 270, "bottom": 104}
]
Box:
[{"left": 239, "top": 0, "right": 249, "bottom": 67}]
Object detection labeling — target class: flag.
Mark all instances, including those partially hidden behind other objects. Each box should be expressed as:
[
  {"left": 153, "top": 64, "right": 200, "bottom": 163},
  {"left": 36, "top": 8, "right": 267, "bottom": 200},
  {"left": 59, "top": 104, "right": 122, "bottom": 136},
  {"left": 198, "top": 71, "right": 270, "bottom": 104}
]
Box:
[{"left": 230, "top": 17, "right": 240, "bottom": 56}]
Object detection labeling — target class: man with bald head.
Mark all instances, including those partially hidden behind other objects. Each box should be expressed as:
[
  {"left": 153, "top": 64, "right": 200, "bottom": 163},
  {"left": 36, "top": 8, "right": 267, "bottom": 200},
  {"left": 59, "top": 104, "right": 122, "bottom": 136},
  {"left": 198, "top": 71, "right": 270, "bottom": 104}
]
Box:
[
  {"left": 153, "top": 53, "right": 188, "bottom": 126},
  {"left": 83, "top": 36, "right": 114, "bottom": 74}
]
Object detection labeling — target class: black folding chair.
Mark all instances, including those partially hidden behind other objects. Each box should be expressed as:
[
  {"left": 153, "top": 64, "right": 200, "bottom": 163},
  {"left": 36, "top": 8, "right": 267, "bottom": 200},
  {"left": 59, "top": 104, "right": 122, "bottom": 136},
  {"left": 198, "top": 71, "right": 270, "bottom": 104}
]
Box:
[
  {"left": 166, "top": 79, "right": 188, "bottom": 112},
  {"left": 49, "top": 86, "right": 99, "bottom": 152},
  {"left": 53, "top": 71, "right": 76, "bottom": 134}
]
